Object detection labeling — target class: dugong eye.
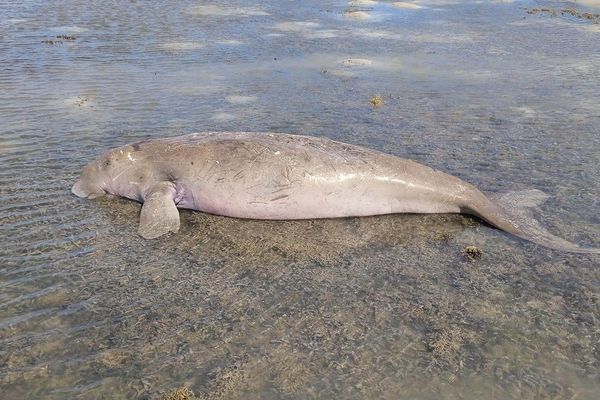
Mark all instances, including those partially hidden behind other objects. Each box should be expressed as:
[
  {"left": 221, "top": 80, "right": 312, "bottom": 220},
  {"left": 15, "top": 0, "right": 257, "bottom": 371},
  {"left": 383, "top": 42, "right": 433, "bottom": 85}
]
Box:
[{"left": 102, "top": 159, "right": 112, "bottom": 168}]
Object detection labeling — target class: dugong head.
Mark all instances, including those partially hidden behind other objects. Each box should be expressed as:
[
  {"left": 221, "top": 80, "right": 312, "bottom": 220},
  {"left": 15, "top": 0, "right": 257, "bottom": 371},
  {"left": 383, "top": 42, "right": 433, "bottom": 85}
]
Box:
[{"left": 72, "top": 144, "right": 145, "bottom": 199}]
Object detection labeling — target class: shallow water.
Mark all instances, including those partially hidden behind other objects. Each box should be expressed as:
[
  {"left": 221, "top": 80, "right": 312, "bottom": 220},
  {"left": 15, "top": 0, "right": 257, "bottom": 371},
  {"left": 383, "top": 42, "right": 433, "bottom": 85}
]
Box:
[{"left": 1, "top": 0, "right": 599, "bottom": 398}]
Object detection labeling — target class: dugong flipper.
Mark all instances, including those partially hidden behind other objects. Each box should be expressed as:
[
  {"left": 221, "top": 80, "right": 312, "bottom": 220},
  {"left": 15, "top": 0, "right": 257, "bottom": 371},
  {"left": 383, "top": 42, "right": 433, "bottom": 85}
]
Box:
[
  {"left": 71, "top": 132, "right": 599, "bottom": 253},
  {"left": 138, "top": 182, "right": 181, "bottom": 239}
]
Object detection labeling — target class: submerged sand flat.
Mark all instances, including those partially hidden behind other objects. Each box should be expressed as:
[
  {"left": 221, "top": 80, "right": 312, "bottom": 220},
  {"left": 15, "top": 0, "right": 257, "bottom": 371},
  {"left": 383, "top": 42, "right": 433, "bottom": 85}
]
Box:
[{"left": 1, "top": 0, "right": 599, "bottom": 399}]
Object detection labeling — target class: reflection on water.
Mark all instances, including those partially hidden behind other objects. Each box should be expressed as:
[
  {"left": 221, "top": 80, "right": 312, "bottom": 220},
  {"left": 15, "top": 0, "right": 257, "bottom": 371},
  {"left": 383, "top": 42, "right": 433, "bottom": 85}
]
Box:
[{"left": 1, "top": 0, "right": 599, "bottom": 398}]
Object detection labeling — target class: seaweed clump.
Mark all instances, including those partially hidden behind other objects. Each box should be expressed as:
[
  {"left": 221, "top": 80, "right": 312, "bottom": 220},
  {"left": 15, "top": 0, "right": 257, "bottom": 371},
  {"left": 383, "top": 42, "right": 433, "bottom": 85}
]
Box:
[
  {"left": 370, "top": 95, "right": 384, "bottom": 108},
  {"left": 160, "top": 387, "right": 196, "bottom": 400},
  {"left": 463, "top": 246, "right": 482, "bottom": 261},
  {"left": 525, "top": 7, "right": 600, "bottom": 23}
]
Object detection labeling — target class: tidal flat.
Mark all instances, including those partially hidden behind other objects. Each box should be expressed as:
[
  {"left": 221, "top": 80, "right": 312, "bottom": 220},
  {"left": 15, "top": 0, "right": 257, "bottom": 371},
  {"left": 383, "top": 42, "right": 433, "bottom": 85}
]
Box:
[{"left": 1, "top": 0, "right": 599, "bottom": 398}]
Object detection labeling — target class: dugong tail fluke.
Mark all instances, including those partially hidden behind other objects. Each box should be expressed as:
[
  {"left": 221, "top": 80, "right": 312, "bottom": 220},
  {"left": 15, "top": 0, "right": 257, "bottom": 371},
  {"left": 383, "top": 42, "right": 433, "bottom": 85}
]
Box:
[{"left": 467, "top": 189, "right": 600, "bottom": 254}]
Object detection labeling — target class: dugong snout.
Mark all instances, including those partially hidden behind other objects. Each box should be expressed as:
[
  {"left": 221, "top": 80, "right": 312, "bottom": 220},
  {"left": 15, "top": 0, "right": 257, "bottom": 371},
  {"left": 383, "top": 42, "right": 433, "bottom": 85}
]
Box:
[{"left": 71, "top": 179, "right": 105, "bottom": 199}]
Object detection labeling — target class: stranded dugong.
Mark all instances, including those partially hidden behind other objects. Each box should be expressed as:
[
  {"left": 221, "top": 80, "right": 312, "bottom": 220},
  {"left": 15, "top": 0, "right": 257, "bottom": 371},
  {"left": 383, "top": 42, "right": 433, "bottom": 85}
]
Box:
[{"left": 72, "top": 132, "right": 599, "bottom": 253}]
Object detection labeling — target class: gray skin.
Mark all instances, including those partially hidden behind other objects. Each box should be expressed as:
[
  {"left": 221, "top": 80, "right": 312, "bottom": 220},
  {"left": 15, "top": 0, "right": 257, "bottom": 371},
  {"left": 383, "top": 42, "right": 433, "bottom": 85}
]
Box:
[{"left": 72, "top": 132, "right": 599, "bottom": 253}]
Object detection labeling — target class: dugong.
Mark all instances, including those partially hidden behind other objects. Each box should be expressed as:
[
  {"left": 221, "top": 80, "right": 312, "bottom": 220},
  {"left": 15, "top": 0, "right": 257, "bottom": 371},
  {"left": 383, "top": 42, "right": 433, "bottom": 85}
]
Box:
[{"left": 72, "top": 132, "right": 598, "bottom": 253}]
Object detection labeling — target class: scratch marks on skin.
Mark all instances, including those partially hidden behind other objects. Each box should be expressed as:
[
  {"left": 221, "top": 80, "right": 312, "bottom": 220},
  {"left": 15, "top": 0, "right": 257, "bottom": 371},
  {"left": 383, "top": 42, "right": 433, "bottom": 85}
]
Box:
[
  {"left": 328, "top": 160, "right": 337, "bottom": 172},
  {"left": 302, "top": 150, "right": 311, "bottom": 162},
  {"left": 271, "top": 186, "right": 290, "bottom": 194},
  {"left": 164, "top": 170, "right": 178, "bottom": 182},
  {"left": 111, "top": 164, "right": 135, "bottom": 182},
  {"left": 232, "top": 170, "right": 245, "bottom": 180},
  {"left": 270, "top": 194, "right": 289, "bottom": 201},
  {"left": 204, "top": 159, "right": 221, "bottom": 178},
  {"left": 248, "top": 146, "right": 268, "bottom": 168},
  {"left": 279, "top": 165, "right": 304, "bottom": 188},
  {"left": 282, "top": 165, "right": 293, "bottom": 184}
]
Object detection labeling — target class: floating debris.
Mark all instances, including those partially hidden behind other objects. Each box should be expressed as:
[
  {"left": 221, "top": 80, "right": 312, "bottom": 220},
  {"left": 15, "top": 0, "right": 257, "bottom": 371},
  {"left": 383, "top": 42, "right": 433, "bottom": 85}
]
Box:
[
  {"left": 56, "top": 35, "right": 76, "bottom": 40},
  {"left": 341, "top": 58, "right": 372, "bottom": 67},
  {"left": 370, "top": 95, "right": 384, "bottom": 107},
  {"left": 41, "top": 40, "right": 62, "bottom": 45}
]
